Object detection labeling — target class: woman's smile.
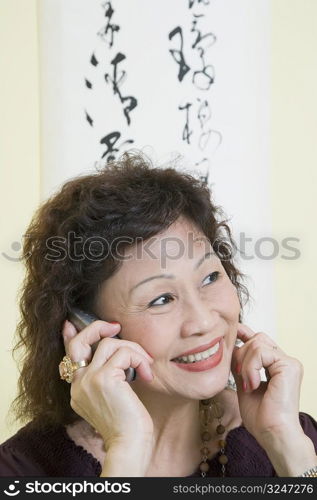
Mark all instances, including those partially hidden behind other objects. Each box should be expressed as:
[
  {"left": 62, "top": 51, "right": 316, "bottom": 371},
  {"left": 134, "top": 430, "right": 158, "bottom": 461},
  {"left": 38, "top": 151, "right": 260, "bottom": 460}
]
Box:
[{"left": 170, "top": 337, "right": 224, "bottom": 372}]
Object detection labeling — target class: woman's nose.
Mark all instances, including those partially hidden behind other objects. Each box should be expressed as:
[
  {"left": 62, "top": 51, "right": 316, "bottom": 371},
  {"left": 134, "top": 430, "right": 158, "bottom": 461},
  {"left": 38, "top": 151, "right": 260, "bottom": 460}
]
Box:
[{"left": 180, "top": 297, "right": 219, "bottom": 337}]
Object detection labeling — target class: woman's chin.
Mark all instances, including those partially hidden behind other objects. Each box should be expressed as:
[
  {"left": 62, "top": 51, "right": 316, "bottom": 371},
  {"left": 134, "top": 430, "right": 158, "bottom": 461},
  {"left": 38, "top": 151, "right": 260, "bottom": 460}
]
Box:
[{"left": 176, "top": 370, "right": 229, "bottom": 400}]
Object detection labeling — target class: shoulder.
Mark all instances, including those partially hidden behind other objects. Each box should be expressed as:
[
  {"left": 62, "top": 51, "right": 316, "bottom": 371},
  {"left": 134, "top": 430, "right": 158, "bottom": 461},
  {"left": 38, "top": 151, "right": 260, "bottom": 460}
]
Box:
[
  {"left": 0, "top": 422, "right": 48, "bottom": 476},
  {"left": 0, "top": 421, "right": 101, "bottom": 477}
]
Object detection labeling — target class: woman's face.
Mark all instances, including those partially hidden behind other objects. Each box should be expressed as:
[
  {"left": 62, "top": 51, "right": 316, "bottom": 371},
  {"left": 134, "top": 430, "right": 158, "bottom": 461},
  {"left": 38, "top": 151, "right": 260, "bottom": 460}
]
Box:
[{"left": 95, "top": 217, "right": 241, "bottom": 400}]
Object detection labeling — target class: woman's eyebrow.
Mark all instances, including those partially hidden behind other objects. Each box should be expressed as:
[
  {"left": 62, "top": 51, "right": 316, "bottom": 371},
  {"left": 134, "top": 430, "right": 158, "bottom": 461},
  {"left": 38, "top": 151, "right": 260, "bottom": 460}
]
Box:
[
  {"left": 129, "top": 274, "right": 175, "bottom": 294},
  {"left": 195, "top": 250, "right": 214, "bottom": 270},
  {"left": 129, "top": 251, "right": 215, "bottom": 293}
]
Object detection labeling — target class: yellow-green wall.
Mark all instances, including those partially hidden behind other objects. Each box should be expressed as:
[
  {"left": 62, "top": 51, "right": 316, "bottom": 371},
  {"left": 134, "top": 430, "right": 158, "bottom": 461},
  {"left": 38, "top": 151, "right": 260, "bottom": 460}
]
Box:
[
  {"left": 271, "top": 0, "right": 317, "bottom": 418},
  {"left": 0, "top": 0, "right": 316, "bottom": 442},
  {"left": 0, "top": 0, "right": 40, "bottom": 442}
]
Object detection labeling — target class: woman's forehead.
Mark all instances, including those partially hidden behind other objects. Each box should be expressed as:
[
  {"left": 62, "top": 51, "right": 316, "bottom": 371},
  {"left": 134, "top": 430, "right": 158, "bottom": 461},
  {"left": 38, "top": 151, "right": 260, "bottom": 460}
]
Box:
[
  {"left": 130, "top": 220, "right": 210, "bottom": 256},
  {"left": 118, "top": 223, "right": 217, "bottom": 278},
  {"left": 97, "top": 220, "right": 220, "bottom": 300}
]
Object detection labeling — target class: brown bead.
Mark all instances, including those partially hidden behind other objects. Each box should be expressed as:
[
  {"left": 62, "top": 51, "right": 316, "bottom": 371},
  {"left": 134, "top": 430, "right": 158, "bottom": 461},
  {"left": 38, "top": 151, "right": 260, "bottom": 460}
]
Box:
[
  {"left": 218, "top": 439, "right": 227, "bottom": 448},
  {"left": 216, "top": 424, "right": 226, "bottom": 435},
  {"left": 201, "top": 431, "right": 211, "bottom": 441},
  {"left": 201, "top": 398, "right": 213, "bottom": 406},
  {"left": 200, "top": 446, "right": 210, "bottom": 455},
  {"left": 199, "top": 462, "right": 210, "bottom": 473},
  {"left": 199, "top": 407, "right": 212, "bottom": 426},
  {"left": 210, "top": 401, "right": 224, "bottom": 419},
  {"left": 218, "top": 454, "right": 228, "bottom": 465}
]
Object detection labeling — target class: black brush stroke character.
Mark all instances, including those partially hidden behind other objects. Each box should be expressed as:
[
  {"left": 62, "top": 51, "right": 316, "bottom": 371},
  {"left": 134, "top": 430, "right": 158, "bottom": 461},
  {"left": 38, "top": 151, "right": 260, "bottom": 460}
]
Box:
[
  {"left": 105, "top": 53, "right": 138, "bottom": 126},
  {"left": 168, "top": 27, "right": 191, "bottom": 82},
  {"left": 100, "top": 131, "right": 134, "bottom": 161}
]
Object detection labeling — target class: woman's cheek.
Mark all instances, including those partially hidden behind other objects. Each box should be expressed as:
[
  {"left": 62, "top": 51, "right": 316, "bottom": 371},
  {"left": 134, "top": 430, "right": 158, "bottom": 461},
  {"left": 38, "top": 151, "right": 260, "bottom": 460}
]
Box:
[
  {"left": 121, "top": 316, "right": 160, "bottom": 352},
  {"left": 221, "top": 282, "right": 241, "bottom": 319},
  {"left": 139, "top": 318, "right": 174, "bottom": 360}
]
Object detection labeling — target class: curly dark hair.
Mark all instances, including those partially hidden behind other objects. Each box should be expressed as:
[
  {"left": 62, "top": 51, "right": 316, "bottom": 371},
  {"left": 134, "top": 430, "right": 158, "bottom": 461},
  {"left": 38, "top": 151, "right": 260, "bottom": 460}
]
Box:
[{"left": 11, "top": 151, "right": 249, "bottom": 429}]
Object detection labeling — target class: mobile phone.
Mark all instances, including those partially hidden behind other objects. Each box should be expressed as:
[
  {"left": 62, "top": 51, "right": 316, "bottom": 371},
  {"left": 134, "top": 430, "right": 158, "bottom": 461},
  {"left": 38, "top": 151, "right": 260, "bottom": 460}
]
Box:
[{"left": 67, "top": 307, "right": 136, "bottom": 382}]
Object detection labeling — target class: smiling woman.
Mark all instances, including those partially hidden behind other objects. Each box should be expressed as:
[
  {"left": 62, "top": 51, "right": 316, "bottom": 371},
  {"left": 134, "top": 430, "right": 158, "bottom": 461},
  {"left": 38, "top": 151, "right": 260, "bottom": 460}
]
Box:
[{"left": 0, "top": 151, "right": 316, "bottom": 477}]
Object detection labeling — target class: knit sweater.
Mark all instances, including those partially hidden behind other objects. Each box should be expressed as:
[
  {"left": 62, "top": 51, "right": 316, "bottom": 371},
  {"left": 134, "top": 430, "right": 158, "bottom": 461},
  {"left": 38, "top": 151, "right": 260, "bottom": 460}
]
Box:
[{"left": 0, "top": 412, "right": 316, "bottom": 477}]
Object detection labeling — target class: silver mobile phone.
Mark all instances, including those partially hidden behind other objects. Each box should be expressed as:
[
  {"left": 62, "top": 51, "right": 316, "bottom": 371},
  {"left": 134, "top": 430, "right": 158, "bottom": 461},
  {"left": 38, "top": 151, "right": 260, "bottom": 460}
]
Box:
[{"left": 67, "top": 307, "right": 136, "bottom": 382}]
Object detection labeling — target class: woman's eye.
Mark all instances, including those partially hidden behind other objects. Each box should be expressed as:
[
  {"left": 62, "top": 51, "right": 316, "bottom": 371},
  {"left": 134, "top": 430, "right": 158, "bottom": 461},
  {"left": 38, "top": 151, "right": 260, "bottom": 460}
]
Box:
[
  {"left": 202, "top": 271, "right": 220, "bottom": 286},
  {"left": 148, "top": 273, "right": 220, "bottom": 307},
  {"left": 149, "top": 294, "right": 174, "bottom": 307}
]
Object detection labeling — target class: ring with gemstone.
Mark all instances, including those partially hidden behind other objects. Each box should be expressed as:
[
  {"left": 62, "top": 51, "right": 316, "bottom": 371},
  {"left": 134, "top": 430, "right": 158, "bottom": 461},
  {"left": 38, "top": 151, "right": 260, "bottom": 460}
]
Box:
[{"left": 59, "top": 355, "right": 89, "bottom": 383}]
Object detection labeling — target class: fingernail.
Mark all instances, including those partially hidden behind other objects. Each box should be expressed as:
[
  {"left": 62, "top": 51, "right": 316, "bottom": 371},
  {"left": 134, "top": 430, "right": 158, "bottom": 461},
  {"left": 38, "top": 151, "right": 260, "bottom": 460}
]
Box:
[
  {"left": 243, "top": 380, "right": 248, "bottom": 392},
  {"left": 145, "top": 351, "right": 154, "bottom": 362},
  {"left": 65, "top": 320, "right": 77, "bottom": 333},
  {"left": 109, "top": 322, "right": 121, "bottom": 329}
]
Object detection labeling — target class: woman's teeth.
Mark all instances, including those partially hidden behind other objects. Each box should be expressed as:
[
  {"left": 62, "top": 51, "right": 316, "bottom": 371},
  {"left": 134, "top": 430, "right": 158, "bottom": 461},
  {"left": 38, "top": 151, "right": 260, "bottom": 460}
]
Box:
[{"left": 173, "top": 342, "right": 220, "bottom": 364}]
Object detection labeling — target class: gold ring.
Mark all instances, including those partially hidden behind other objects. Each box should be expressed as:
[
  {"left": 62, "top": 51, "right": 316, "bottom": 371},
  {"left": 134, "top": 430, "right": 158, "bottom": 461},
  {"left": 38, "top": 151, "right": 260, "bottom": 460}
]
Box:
[{"left": 59, "top": 355, "right": 89, "bottom": 383}]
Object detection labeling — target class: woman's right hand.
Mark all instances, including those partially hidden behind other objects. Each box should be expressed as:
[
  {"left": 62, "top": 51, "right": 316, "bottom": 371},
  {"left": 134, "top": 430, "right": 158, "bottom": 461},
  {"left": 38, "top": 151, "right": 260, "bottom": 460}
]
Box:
[{"left": 61, "top": 319, "right": 155, "bottom": 452}]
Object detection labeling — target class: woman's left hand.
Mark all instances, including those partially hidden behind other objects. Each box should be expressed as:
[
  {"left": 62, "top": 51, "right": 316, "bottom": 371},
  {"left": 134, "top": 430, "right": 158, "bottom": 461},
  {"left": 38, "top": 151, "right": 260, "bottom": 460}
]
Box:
[{"left": 231, "top": 322, "right": 304, "bottom": 442}]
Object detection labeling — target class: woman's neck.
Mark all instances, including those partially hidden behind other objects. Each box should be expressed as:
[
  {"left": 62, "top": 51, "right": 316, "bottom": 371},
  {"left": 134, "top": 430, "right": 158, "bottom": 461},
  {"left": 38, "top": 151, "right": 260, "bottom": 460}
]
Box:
[
  {"left": 66, "top": 388, "right": 242, "bottom": 476},
  {"left": 128, "top": 384, "right": 242, "bottom": 475}
]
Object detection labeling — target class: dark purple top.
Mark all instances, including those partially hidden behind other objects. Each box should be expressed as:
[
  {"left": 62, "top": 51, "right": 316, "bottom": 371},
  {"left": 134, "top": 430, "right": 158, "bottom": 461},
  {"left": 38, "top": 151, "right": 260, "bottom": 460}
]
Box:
[{"left": 0, "top": 412, "right": 316, "bottom": 477}]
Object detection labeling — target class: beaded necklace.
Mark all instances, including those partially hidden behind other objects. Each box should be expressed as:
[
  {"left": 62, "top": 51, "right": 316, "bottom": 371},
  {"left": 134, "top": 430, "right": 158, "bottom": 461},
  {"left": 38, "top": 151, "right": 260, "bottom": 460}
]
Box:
[{"left": 199, "top": 375, "right": 237, "bottom": 477}]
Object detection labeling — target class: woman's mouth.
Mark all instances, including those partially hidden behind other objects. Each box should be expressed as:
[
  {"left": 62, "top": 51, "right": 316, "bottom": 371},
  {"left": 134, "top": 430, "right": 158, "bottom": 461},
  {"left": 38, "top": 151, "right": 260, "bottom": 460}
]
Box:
[
  {"left": 173, "top": 342, "right": 220, "bottom": 363},
  {"left": 171, "top": 338, "right": 224, "bottom": 372}
]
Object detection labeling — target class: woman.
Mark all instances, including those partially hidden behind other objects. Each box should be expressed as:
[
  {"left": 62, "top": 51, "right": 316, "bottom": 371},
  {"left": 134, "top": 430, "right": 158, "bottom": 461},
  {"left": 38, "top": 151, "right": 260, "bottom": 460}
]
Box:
[{"left": 1, "top": 152, "right": 316, "bottom": 477}]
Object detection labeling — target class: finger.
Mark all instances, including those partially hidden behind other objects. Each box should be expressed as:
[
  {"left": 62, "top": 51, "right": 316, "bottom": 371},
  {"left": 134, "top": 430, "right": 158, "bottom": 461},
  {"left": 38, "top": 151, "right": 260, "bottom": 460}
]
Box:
[
  {"left": 236, "top": 322, "right": 257, "bottom": 343},
  {"left": 240, "top": 344, "right": 281, "bottom": 392},
  {"left": 231, "top": 342, "right": 241, "bottom": 373},
  {"left": 233, "top": 330, "right": 282, "bottom": 374},
  {"left": 231, "top": 332, "right": 255, "bottom": 375},
  {"left": 239, "top": 344, "right": 264, "bottom": 391},
  {"left": 62, "top": 320, "right": 79, "bottom": 355},
  {"left": 103, "top": 346, "right": 153, "bottom": 382},
  {"left": 67, "top": 320, "right": 121, "bottom": 362},
  {"left": 238, "top": 323, "right": 278, "bottom": 347},
  {"left": 88, "top": 337, "right": 154, "bottom": 369}
]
